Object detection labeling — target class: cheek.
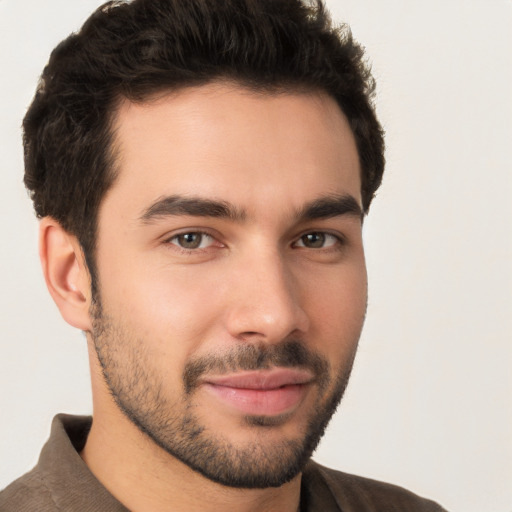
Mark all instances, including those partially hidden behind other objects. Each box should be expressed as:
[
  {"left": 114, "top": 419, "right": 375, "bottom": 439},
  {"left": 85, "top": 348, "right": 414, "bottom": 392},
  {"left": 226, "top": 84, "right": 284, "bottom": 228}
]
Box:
[
  {"left": 302, "top": 261, "right": 367, "bottom": 354},
  {"left": 98, "top": 256, "right": 226, "bottom": 356}
]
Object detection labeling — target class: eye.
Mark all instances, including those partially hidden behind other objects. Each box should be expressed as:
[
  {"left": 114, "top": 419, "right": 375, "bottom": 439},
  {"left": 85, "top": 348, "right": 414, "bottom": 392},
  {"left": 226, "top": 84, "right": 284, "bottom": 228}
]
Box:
[
  {"left": 168, "top": 232, "right": 215, "bottom": 250},
  {"left": 294, "top": 232, "right": 340, "bottom": 249}
]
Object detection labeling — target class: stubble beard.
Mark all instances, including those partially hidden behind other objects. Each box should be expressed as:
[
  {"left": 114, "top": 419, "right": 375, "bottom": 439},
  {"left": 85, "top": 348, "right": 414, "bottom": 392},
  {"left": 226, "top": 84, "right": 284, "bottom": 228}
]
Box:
[{"left": 90, "top": 300, "right": 358, "bottom": 489}]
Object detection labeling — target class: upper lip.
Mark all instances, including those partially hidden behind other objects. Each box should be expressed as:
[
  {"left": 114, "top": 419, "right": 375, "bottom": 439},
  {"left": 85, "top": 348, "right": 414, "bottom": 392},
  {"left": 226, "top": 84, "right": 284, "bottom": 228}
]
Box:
[{"left": 203, "top": 368, "right": 314, "bottom": 390}]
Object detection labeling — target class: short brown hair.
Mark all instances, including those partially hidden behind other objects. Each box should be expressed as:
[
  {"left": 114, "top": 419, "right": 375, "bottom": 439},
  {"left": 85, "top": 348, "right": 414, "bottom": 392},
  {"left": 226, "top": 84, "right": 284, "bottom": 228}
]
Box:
[{"left": 23, "top": 0, "right": 385, "bottom": 288}]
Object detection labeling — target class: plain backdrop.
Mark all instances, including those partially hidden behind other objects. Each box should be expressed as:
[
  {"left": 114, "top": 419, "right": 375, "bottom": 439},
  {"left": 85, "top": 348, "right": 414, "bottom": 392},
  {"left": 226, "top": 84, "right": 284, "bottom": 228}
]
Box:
[{"left": 1, "top": 1, "right": 511, "bottom": 511}]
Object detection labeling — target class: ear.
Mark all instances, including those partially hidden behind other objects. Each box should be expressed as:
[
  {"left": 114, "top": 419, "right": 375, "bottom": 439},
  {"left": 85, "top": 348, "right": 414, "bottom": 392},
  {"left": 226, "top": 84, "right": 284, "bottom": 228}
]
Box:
[{"left": 39, "top": 217, "right": 93, "bottom": 331}]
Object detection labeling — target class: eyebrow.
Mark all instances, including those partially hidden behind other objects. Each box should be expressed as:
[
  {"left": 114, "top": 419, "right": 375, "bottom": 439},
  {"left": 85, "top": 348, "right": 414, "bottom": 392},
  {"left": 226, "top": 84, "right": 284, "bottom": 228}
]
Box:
[
  {"left": 140, "top": 195, "right": 246, "bottom": 223},
  {"left": 139, "top": 193, "right": 362, "bottom": 224},
  {"left": 297, "top": 194, "right": 363, "bottom": 221}
]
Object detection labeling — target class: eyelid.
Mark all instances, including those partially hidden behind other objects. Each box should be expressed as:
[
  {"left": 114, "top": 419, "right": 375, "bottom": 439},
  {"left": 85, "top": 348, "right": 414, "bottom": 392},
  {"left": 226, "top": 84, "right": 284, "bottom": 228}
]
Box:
[
  {"left": 292, "top": 230, "right": 346, "bottom": 249},
  {"left": 162, "top": 229, "right": 224, "bottom": 252},
  {"left": 162, "top": 227, "right": 217, "bottom": 241}
]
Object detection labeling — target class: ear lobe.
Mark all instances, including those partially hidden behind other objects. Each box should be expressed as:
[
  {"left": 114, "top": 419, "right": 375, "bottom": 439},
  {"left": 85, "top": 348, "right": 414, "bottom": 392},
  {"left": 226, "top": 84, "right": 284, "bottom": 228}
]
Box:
[{"left": 39, "top": 217, "right": 93, "bottom": 332}]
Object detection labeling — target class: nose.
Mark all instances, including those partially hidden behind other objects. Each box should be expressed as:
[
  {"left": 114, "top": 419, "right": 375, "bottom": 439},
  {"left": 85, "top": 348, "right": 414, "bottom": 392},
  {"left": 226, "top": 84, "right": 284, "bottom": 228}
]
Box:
[{"left": 223, "top": 248, "right": 310, "bottom": 344}]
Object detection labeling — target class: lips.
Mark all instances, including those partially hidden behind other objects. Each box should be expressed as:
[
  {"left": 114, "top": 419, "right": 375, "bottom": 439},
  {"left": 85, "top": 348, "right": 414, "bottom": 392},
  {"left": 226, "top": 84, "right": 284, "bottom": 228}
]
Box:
[{"left": 202, "top": 368, "right": 314, "bottom": 416}]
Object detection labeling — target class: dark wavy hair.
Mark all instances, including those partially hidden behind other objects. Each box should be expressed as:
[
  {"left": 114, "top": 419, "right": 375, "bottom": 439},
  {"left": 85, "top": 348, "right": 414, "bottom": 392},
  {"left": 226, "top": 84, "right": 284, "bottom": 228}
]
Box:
[{"left": 23, "top": 0, "right": 384, "bottom": 287}]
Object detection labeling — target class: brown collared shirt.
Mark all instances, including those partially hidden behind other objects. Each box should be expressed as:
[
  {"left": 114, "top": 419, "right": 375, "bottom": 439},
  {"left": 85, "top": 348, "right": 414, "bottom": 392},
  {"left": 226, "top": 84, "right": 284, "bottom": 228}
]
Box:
[{"left": 0, "top": 415, "right": 448, "bottom": 511}]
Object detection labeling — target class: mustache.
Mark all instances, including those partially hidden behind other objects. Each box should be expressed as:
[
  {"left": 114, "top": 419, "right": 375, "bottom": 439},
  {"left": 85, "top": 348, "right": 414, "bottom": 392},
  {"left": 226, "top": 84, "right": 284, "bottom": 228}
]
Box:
[{"left": 183, "top": 340, "right": 329, "bottom": 394}]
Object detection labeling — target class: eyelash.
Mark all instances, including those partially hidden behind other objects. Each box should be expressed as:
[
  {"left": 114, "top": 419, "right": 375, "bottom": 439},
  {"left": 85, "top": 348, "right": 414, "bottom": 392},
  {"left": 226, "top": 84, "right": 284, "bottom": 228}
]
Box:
[
  {"left": 293, "top": 232, "right": 345, "bottom": 250},
  {"left": 164, "top": 230, "right": 345, "bottom": 254},
  {"left": 164, "top": 231, "right": 219, "bottom": 254}
]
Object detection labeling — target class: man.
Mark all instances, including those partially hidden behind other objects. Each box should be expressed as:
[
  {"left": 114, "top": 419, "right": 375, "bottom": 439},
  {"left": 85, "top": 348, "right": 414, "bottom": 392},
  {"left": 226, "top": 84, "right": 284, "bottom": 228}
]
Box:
[{"left": 0, "top": 0, "right": 447, "bottom": 510}]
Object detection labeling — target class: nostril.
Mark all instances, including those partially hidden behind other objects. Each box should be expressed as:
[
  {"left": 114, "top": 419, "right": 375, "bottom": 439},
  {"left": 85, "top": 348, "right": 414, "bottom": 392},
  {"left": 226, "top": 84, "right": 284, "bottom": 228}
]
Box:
[{"left": 238, "top": 331, "right": 264, "bottom": 341}]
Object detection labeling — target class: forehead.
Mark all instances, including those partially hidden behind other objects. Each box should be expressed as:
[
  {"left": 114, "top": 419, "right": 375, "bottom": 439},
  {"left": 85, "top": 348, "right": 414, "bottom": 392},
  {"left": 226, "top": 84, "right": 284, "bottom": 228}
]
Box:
[{"left": 104, "top": 82, "right": 361, "bottom": 220}]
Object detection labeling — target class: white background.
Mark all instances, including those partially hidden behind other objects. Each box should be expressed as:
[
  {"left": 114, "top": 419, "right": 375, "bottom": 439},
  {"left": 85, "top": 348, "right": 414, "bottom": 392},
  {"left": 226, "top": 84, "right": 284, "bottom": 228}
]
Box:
[{"left": 0, "top": 1, "right": 511, "bottom": 511}]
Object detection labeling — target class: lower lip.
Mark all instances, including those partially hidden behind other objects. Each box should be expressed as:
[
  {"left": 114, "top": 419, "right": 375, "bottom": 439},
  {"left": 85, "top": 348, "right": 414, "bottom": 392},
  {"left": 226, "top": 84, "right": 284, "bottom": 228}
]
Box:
[{"left": 203, "top": 383, "right": 308, "bottom": 416}]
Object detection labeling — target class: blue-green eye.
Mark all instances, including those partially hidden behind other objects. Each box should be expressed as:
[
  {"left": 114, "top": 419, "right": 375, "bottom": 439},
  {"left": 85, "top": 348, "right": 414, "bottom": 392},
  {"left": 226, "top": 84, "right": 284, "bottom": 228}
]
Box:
[
  {"left": 295, "top": 232, "right": 339, "bottom": 249},
  {"left": 170, "top": 232, "right": 214, "bottom": 250}
]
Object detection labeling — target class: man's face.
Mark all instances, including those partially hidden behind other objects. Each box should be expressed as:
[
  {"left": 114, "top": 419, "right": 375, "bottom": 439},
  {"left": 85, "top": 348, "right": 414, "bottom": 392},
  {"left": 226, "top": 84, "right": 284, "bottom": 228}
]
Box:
[{"left": 90, "top": 83, "right": 367, "bottom": 488}]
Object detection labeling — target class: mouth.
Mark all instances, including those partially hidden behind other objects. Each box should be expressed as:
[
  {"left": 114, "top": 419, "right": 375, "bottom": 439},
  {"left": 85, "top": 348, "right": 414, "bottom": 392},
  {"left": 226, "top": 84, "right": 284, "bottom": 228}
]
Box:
[{"left": 202, "top": 368, "right": 315, "bottom": 417}]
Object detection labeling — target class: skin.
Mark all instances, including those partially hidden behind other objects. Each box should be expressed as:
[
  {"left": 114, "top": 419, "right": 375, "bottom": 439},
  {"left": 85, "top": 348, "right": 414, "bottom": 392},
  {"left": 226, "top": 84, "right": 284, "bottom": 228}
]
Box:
[{"left": 40, "top": 82, "right": 367, "bottom": 512}]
